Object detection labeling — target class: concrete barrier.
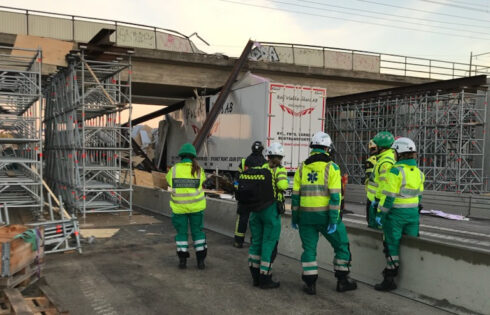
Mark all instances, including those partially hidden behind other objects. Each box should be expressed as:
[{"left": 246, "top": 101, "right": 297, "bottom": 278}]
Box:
[
  {"left": 345, "top": 184, "right": 490, "bottom": 220},
  {"left": 134, "top": 186, "right": 490, "bottom": 314}
]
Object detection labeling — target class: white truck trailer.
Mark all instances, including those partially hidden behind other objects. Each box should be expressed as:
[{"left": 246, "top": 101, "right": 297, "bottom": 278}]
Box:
[{"left": 164, "top": 73, "right": 326, "bottom": 173}]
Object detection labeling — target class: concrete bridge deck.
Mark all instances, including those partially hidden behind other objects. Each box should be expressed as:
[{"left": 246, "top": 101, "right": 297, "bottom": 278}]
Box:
[{"left": 43, "top": 212, "right": 449, "bottom": 315}]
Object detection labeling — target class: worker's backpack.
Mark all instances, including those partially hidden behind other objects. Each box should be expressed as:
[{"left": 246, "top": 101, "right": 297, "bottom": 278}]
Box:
[{"left": 236, "top": 167, "right": 275, "bottom": 212}]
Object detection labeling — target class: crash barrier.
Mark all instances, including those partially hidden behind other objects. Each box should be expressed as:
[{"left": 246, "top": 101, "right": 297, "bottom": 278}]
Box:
[
  {"left": 133, "top": 186, "right": 490, "bottom": 314},
  {"left": 345, "top": 184, "right": 490, "bottom": 220}
]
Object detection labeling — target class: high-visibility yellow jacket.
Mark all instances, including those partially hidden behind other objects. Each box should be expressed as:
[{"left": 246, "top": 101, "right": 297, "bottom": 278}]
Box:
[
  {"left": 379, "top": 159, "right": 424, "bottom": 213},
  {"left": 291, "top": 152, "right": 341, "bottom": 225},
  {"left": 262, "top": 163, "right": 288, "bottom": 202},
  {"left": 166, "top": 161, "right": 206, "bottom": 214},
  {"left": 239, "top": 158, "right": 246, "bottom": 173},
  {"left": 366, "top": 149, "right": 395, "bottom": 202},
  {"left": 365, "top": 155, "right": 377, "bottom": 185}
]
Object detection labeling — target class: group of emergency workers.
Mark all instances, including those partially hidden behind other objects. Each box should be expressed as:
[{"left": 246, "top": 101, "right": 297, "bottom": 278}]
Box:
[
  {"left": 165, "top": 129, "right": 424, "bottom": 294},
  {"left": 364, "top": 132, "right": 425, "bottom": 291}
]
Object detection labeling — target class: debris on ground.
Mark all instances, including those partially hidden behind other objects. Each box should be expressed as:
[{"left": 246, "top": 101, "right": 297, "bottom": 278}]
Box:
[
  {"left": 0, "top": 278, "right": 69, "bottom": 314},
  {"left": 420, "top": 209, "right": 469, "bottom": 221},
  {"left": 0, "top": 225, "right": 44, "bottom": 290},
  {"left": 79, "top": 228, "right": 120, "bottom": 239}
]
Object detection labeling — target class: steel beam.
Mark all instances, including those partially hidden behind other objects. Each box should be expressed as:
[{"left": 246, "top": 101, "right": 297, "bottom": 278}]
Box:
[{"left": 193, "top": 40, "right": 254, "bottom": 153}]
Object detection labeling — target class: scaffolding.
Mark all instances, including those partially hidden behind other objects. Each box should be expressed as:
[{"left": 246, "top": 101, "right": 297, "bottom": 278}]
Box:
[
  {"left": 0, "top": 46, "right": 43, "bottom": 214},
  {"left": 44, "top": 51, "right": 132, "bottom": 217},
  {"left": 326, "top": 76, "right": 488, "bottom": 194}
]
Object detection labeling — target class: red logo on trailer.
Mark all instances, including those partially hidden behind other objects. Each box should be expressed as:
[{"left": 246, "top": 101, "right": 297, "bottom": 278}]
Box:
[{"left": 279, "top": 104, "right": 315, "bottom": 117}]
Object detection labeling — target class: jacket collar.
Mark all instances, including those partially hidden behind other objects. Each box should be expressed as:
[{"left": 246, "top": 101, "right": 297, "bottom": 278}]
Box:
[
  {"left": 377, "top": 148, "right": 394, "bottom": 160},
  {"left": 395, "top": 159, "right": 417, "bottom": 166}
]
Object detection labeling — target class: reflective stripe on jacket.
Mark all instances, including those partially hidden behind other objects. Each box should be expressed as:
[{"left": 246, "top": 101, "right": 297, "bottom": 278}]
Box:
[
  {"left": 239, "top": 158, "right": 246, "bottom": 173},
  {"left": 292, "top": 157, "right": 341, "bottom": 213},
  {"left": 262, "top": 163, "right": 288, "bottom": 202},
  {"left": 379, "top": 159, "right": 425, "bottom": 213},
  {"left": 166, "top": 162, "right": 206, "bottom": 214},
  {"left": 366, "top": 149, "right": 395, "bottom": 201}
]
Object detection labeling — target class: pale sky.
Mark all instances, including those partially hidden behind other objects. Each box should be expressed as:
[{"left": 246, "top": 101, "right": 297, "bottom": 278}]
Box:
[{"left": 2, "top": 0, "right": 490, "bottom": 126}]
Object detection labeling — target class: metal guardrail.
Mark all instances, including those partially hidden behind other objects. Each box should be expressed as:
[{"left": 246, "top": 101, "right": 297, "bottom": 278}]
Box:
[
  {"left": 259, "top": 42, "right": 490, "bottom": 80},
  {"left": 0, "top": 5, "right": 209, "bottom": 52}
]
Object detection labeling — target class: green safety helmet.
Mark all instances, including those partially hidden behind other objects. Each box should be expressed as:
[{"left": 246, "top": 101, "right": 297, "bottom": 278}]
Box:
[
  {"left": 178, "top": 143, "right": 197, "bottom": 157},
  {"left": 372, "top": 131, "right": 394, "bottom": 149}
]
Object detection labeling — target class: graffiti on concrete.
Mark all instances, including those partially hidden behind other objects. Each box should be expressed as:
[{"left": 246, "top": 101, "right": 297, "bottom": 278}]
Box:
[
  {"left": 249, "top": 45, "right": 280, "bottom": 62},
  {"left": 117, "top": 26, "right": 155, "bottom": 48},
  {"left": 157, "top": 33, "right": 193, "bottom": 53}
]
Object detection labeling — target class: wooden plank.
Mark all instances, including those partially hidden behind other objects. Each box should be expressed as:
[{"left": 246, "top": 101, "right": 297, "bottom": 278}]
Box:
[
  {"left": 26, "top": 296, "right": 57, "bottom": 314},
  {"left": 41, "top": 179, "right": 71, "bottom": 219},
  {"left": 79, "top": 228, "right": 119, "bottom": 238},
  {"left": 84, "top": 62, "right": 115, "bottom": 105},
  {"left": 133, "top": 170, "right": 154, "bottom": 188},
  {"left": 0, "top": 262, "right": 43, "bottom": 289},
  {"left": 12, "top": 35, "right": 75, "bottom": 67},
  {"left": 3, "top": 288, "right": 34, "bottom": 315},
  {"left": 37, "top": 279, "right": 70, "bottom": 314}
]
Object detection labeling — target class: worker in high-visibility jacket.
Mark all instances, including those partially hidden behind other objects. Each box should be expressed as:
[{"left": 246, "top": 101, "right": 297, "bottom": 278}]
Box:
[
  {"left": 166, "top": 143, "right": 207, "bottom": 270},
  {"left": 366, "top": 131, "right": 395, "bottom": 229},
  {"left": 375, "top": 137, "right": 424, "bottom": 291},
  {"left": 291, "top": 132, "right": 357, "bottom": 295},
  {"left": 248, "top": 142, "right": 288, "bottom": 289},
  {"left": 364, "top": 139, "right": 377, "bottom": 224},
  {"left": 234, "top": 141, "right": 266, "bottom": 248}
]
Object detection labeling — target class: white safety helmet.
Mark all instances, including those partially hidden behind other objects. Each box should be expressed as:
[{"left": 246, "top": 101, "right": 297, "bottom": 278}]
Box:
[
  {"left": 310, "top": 131, "right": 332, "bottom": 148},
  {"left": 392, "top": 137, "right": 416, "bottom": 154},
  {"left": 266, "top": 142, "right": 285, "bottom": 157}
]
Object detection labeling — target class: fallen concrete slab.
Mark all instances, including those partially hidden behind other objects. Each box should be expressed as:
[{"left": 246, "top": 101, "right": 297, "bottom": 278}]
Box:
[{"left": 133, "top": 186, "right": 490, "bottom": 314}]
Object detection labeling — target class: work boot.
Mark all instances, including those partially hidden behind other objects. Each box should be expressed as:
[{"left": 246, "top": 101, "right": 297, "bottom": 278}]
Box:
[
  {"left": 233, "top": 241, "right": 243, "bottom": 248},
  {"left": 259, "top": 274, "right": 280, "bottom": 289},
  {"left": 197, "top": 259, "right": 205, "bottom": 270},
  {"left": 336, "top": 276, "right": 357, "bottom": 292},
  {"left": 196, "top": 249, "right": 207, "bottom": 270},
  {"left": 374, "top": 277, "right": 396, "bottom": 291},
  {"left": 178, "top": 257, "right": 187, "bottom": 269},
  {"left": 249, "top": 267, "right": 260, "bottom": 287},
  {"left": 177, "top": 251, "right": 190, "bottom": 269},
  {"left": 302, "top": 274, "right": 318, "bottom": 295},
  {"left": 375, "top": 269, "right": 397, "bottom": 291}
]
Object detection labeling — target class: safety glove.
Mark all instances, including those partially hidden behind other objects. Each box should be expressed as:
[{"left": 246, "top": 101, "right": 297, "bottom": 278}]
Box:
[
  {"left": 375, "top": 211, "right": 386, "bottom": 228},
  {"left": 326, "top": 223, "right": 337, "bottom": 234},
  {"left": 326, "top": 209, "right": 340, "bottom": 234}
]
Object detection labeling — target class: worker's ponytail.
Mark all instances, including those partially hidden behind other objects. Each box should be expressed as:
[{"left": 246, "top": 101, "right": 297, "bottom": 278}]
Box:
[{"left": 191, "top": 158, "right": 200, "bottom": 177}]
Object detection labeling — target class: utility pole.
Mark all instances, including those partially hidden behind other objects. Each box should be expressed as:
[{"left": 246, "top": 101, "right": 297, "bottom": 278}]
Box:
[{"left": 470, "top": 51, "right": 490, "bottom": 76}]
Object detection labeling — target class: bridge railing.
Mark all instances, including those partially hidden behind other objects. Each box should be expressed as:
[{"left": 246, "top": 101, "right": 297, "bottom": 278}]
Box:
[
  {"left": 254, "top": 42, "right": 490, "bottom": 80},
  {"left": 0, "top": 5, "right": 201, "bottom": 53}
]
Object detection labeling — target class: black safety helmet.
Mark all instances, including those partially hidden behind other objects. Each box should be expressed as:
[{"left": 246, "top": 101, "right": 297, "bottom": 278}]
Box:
[{"left": 251, "top": 141, "right": 264, "bottom": 153}]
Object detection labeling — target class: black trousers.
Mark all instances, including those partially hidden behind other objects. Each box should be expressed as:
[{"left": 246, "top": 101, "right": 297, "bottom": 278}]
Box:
[
  {"left": 365, "top": 199, "right": 371, "bottom": 223},
  {"left": 234, "top": 206, "right": 250, "bottom": 244}
]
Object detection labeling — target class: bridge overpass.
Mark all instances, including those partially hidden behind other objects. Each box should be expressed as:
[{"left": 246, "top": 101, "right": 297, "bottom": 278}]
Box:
[
  {"left": 0, "top": 33, "right": 430, "bottom": 105},
  {"left": 5, "top": 6, "right": 481, "bottom": 105},
  {"left": 2, "top": 6, "right": 489, "bottom": 105}
]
